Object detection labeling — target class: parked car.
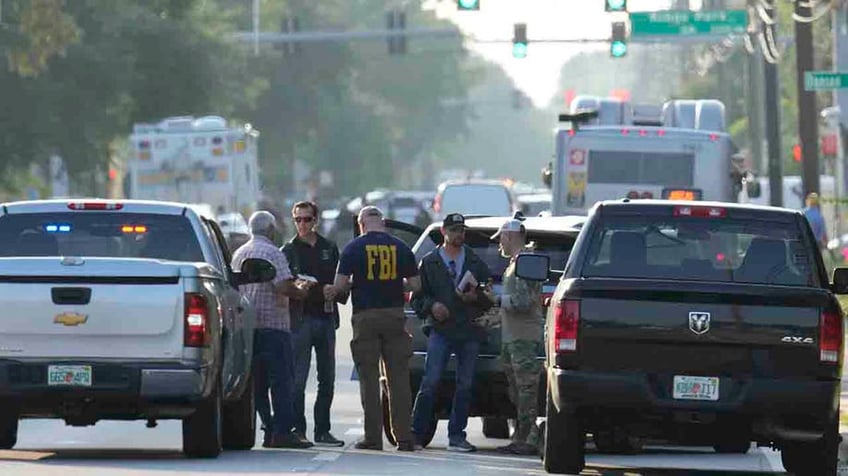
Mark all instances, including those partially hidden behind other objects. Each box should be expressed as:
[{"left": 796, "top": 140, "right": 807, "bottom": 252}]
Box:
[
  {"left": 0, "top": 199, "right": 275, "bottom": 458},
  {"left": 359, "top": 214, "right": 586, "bottom": 447},
  {"left": 517, "top": 192, "right": 552, "bottom": 217},
  {"left": 532, "top": 199, "right": 844, "bottom": 475},
  {"left": 432, "top": 180, "right": 519, "bottom": 221}
]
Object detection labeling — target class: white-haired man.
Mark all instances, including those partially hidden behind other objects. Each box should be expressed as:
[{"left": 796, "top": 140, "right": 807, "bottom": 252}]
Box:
[{"left": 231, "top": 210, "right": 314, "bottom": 449}]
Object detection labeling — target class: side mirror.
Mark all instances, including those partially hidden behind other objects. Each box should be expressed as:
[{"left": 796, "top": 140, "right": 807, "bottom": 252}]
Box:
[
  {"left": 234, "top": 258, "right": 276, "bottom": 286},
  {"left": 542, "top": 162, "right": 553, "bottom": 189},
  {"left": 515, "top": 253, "right": 550, "bottom": 282},
  {"left": 746, "top": 178, "right": 762, "bottom": 199},
  {"left": 832, "top": 267, "right": 848, "bottom": 294}
]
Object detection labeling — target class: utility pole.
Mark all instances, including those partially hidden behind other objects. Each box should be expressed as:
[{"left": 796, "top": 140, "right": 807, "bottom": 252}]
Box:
[
  {"left": 765, "top": 59, "right": 783, "bottom": 207},
  {"left": 745, "top": 42, "right": 765, "bottom": 176},
  {"left": 795, "top": 0, "right": 821, "bottom": 198}
]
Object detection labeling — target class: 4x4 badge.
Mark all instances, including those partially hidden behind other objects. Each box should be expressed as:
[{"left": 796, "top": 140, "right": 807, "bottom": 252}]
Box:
[{"left": 689, "top": 311, "right": 710, "bottom": 335}]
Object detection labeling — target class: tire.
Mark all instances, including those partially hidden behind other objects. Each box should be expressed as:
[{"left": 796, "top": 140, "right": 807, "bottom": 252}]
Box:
[
  {"left": 482, "top": 417, "right": 510, "bottom": 439},
  {"left": 781, "top": 416, "right": 839, "bottom": 476},
  {"left": 0, "top": 408, "right": 18, "bottom": 450},
  {"left": 594, "top": 429, "right": 643, "bottom": 455},
  {"left": 183, "top": 381, "right": 223, "bottom": 458},
  {"left": 543, "top": 389, "right": 584, "bottom": 474},
  {"left": 223, "top": 374, "right": 256, "bottom": 450},
  {"left": 713, "top": 440, "right": 750, "bottom": 454}
]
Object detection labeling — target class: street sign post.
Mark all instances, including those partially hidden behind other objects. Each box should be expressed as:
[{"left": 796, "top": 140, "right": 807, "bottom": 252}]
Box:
[
  {"left": 629, "top": 10, "right": 747, "bottom": 37},
  {"left": 804, "top": 71, "right": 848, "bottom": 91}
]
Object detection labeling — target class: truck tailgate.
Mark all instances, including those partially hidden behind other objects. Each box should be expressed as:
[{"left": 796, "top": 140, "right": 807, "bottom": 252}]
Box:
[
  {"left": 0, "top": 258, "right": 190, "bottom": 360},
  {"left": 574, "top": 279, "right": 827, "bottom": 379}
]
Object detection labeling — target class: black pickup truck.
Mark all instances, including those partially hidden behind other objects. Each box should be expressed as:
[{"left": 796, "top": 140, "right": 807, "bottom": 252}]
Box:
[{"left": 530, "top": 200, "right": 847, "bottom": 475}]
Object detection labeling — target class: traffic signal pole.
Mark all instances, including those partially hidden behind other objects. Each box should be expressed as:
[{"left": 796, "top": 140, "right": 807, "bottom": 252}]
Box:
[{"left": 795, "top": 1, "right": 821, "bottom": 198}]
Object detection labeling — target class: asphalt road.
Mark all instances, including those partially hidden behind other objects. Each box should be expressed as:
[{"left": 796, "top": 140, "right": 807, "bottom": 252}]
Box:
[{"left": 0, "top": 303, "right": 823, "bottom": 475}]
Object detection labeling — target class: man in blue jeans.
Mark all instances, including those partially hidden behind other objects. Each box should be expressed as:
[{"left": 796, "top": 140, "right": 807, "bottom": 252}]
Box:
[
  {"left": 282, "top": 201, "right": 346, "bottom": 447},
  {"left": 411, "top": 213, "right": 493, "bottom": 452},
  {"left": 232, "top": 211, "right": 314, "bottom": 449}
]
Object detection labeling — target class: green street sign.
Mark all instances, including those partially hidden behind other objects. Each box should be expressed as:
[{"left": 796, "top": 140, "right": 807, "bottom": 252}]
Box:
[
  {"left": 630, "top": 10, "right": 748, "bottom": 37},
  {"left": 804, "top": 71, "right": 848, "bottom": 91}
]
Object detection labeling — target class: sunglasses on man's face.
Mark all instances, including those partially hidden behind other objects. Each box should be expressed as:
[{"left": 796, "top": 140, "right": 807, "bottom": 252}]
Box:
[{"left": 294, "top": 216, "right": 315, "bottom": 223}]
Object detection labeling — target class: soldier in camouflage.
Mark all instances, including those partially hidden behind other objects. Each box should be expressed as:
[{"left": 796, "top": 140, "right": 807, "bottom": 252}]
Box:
[{"left": 491, "top": 217, "right": 544, "bottom": 456}]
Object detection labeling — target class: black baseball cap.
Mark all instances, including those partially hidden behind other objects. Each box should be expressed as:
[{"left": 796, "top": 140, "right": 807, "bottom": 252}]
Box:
[{"left": 442, "top": 213, "right": 466, "bottom": 229}]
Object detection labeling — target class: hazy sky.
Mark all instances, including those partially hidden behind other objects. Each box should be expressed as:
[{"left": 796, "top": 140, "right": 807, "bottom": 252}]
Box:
[{"left": 423, "top": 0, "right": 681, "bottom": 107}]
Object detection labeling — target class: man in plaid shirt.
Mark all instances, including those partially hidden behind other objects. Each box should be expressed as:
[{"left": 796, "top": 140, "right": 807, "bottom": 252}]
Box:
[{"left": 232, "top": 211, "right": 314, "bottom": 449}]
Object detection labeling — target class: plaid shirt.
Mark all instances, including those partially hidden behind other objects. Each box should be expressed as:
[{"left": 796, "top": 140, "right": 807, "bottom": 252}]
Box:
[{"left": 231, "top": 235, "right": 293, "bottom": 331}]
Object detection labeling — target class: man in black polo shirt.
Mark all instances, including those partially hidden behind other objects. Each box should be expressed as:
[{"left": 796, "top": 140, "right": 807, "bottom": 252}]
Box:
[
  {"left": 327, "top": 206, "right": 421, "bottom": 452},
  {"left": 281, "top": 200, "right": 345, "bottom": 447}
]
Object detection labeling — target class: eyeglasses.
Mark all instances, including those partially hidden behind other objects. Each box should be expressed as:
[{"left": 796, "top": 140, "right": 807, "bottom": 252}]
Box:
[{"left": 294, "top": 216, "right": 315, "bottom": 223}]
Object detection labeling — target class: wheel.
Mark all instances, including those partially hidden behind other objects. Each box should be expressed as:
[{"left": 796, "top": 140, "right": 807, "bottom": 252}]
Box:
[
  {"left": 0, "top": 407, "right": 18, "bottom": 450},
  {"left": 543, "top": 389, "right": 584, "bottom": 474},
  {"left": 594, "top": 429, "right": 643, "bottom": 455},
  {"left": 381, "top": 383, "right": 397, "bottom": 446},
  {"left": 183, "top": 381, "right": 223, "bottom": 458},
  {"left": 223, "top": 374, "right": 256, "bottom": 450},
  {"left": 780, "top": 416, "right": 839, "bottom": 476},
  {"left": 482, "top": 417, "right": 510, "bottom": 439},
  {"left": 713, "top": 440, "right": 750, "bottom": 454}
]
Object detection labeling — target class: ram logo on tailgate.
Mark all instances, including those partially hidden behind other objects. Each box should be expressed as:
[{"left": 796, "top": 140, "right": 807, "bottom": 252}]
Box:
[
  {"left": 54, "top": 312, "right": 88, "bottom": 326},
  {"left": 688, "top": 311, "right": 710, "bottom": 335}
]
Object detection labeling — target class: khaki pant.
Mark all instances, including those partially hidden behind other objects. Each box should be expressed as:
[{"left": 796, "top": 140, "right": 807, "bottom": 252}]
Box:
[{"left": 351, "top": 307, "right": 413, "bottom": 446}]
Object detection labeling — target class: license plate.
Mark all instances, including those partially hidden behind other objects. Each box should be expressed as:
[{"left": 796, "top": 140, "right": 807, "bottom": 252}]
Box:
[
  {"left": 47, "top": 365, "right": 92, "bottom": 387},
  {"left": 673, "top": 375, "right": 719, "bottom": 401}
]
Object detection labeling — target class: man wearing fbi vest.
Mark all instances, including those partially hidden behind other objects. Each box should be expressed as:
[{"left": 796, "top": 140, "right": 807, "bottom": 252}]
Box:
[{"left": 327, "top": 206, "right": 421, "bottom": 452}]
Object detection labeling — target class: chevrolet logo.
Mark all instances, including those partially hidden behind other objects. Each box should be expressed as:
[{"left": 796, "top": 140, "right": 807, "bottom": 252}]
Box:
[{"left": 54, "top": 312, "right": 88, "bottom": 326}]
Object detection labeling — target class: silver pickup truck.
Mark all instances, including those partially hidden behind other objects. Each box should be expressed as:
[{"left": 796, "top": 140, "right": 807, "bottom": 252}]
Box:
[{"left": 0, "top": 199, "right": 274, "bottom": 458}]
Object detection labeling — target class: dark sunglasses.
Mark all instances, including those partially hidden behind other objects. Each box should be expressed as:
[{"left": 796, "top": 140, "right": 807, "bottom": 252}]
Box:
[{"left": 294, "top": 216, "right": 315, "bottom": 223}]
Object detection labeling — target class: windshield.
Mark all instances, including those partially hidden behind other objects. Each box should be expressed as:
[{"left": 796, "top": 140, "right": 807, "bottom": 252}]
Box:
[
  {"left": 587, "top": 150, "right": 695, "bottom": 186},
  {"left": 582, "top": 215, "right": 819, "bottom": 286},
  {"left": 414, "top": 227, "right": 574, "bottom": 283},
  {"left": 441, "top": 185, "right": 512, "bottom": 216},
  {"left": 0, "top": 213, "right": 204, "bottom": 262}
]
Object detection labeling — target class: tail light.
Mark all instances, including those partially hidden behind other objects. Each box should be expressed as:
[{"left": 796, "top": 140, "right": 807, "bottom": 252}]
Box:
[
  {"left": 404, "top": 291, "right": 413, "bottom": 304},
  {"left": 553, "top": 299, "right": 580, "bottom": 353},
  {"left": 68, "top": 202, "right": 123, "bottom": 211},
  {"left": 185, "top": 293, "right": 210, "bottom": 347},
  {"left": 820, "top": 309, "right": 843, "bottom": 363},
  {"left": 673, "top": 205, "right": 726, "bottom": 218}
]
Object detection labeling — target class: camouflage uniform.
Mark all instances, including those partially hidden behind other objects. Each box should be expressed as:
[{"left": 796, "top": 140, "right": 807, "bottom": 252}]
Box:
[{"left": 499, "top": 255, "right": 543, "bottom": 448}]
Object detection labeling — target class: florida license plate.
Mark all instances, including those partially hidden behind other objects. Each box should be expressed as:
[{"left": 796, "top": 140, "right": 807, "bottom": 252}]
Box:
[
  {"left": 673, "top": 375, "right": 719, "bottom": 401},
  {"left": 48, "top": 365, "right": 92, "bottom": 387}
]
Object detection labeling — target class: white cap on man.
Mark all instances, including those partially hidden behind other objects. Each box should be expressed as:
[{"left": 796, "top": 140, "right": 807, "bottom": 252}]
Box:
[{"left": 490, "top": 218, "right": 525, "bottom": 240}]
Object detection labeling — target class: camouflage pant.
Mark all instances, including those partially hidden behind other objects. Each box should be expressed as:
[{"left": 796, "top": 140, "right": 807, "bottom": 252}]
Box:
[{"left": 501, "top": 339, "right": 542, "bottom": 446}]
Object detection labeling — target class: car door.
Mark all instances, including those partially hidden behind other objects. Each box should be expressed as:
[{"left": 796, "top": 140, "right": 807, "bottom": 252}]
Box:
[{"left": 206, "top": 218, "right": 255, "bottom": 400}]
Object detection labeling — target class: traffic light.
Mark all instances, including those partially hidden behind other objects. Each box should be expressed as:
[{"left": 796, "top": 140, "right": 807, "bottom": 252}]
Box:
[
  {"left": 386, "top": 10, "right": 407, "bottom": 55},
  {"left": 605, "top": 0, "right": 627, "bottom": 12},
  {"left": 457, "top": 0, "right": 480, "bottom": 11},
  {"left": 610, "top": 21, "right": 627, "bottom": 58},
  {"left": 793, "top": 144, "right": 802, "bottom": 162},
  {"left": 512, "top": 23, "right": 527, "bottom": 59}
]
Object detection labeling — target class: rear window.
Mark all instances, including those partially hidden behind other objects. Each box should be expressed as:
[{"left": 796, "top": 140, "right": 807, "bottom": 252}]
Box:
[
  {"left": 587, "top": 150, "right": 694, "bottom": 186},
  {"left": 413, "top": 227, "right": 575, "bottom": 283},
  {"left": 582, "top": 214, "right": 819, "bottom": 286},
  {"left": 0, "top": 213, "right": 204, "bottom": 262},
  {"left": 441, "top": 185, "right": 512, "bottom": 216}
]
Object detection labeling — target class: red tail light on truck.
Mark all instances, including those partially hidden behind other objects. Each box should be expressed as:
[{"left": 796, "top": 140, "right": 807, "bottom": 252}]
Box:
[
  {"left": 184, "top": 293, "right": 210, "bottom": 347},
  {"left": 554, "top": 299, "right": 580, "bottom": 353},
  {"left": 819, "top": 309, "right": 843, "bottom": 364}
]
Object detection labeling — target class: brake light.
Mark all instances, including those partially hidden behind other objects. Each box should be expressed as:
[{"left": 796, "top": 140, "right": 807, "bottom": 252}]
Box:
[
  {"left": 184, "top": 293, "right": 210, "bottom": 347},
  {"left": 68, "top": 202, "right": 123, "bottom": 211},
  {"left": 820, "top": 309, "right": 842, "bottom": 363},
  {"left": 553, "top": 299, "right": 580, "bottom": 353},
  {"left": 621, "top": 128, "right": 630, "bottom": 136},
  {"left": 657, "top": 129, "right": 667, "bottom": 136},
  {"left": 709, "top": 133, "right": 719, "bottom": 141},
  {"left": 404, "top": 291, "right": 413, "bottom": 304},
  {"left": 673, "top": 206, "right": 726, "bottom": 218},
  {"left": 567, "top": 129, "right": 576, "bottom": 136},
  {"left": 638, "top": 129, "right": 648, "bottom": 137}
]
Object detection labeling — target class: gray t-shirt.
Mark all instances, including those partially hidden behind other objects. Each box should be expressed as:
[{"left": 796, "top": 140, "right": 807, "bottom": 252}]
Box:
[{"left": 500, "top": 257, "right": 543, "bottom": 343}]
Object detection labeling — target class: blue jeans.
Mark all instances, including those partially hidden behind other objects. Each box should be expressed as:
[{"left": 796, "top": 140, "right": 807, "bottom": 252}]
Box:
[
  {"left": 253, "top": 328, "right": 294, "bottom": 437},
  {"left": 411, "top": 331, "right": 480, "bottom": 444},
  {"left": 292, "top": 315, "right": 336, "bottom": 436}
]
